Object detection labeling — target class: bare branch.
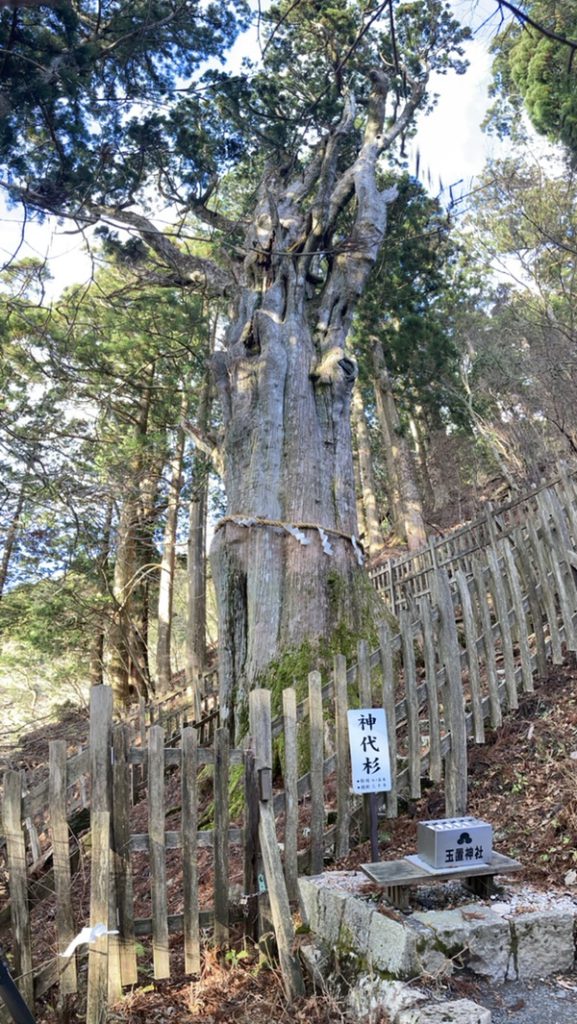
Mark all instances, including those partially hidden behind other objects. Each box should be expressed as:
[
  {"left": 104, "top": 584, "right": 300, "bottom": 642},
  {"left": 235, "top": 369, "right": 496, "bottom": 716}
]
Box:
[{"left": 182, "top": 419, "right": 223, "bottom": 477}]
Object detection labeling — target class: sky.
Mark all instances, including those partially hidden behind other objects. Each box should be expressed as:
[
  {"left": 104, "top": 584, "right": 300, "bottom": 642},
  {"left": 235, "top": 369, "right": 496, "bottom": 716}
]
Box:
[{"left": 0, "top": 1, "right": 514, "bottom": 299}]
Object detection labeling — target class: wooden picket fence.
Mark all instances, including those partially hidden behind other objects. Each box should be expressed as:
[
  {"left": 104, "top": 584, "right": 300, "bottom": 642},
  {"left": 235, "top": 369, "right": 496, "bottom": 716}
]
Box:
[
  {"left": 3, "top": 466, "right": 577, "bottom": 1018},
  {"left": 370, "top": 464, "right": 577, "bottom": 615}
]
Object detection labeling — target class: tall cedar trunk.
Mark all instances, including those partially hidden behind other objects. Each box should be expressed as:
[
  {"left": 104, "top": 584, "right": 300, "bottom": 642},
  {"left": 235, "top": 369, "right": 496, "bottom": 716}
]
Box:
[
  {"left": 156, "top": 420, "right": 186, "bottom": 693},
  {"left": 186, "top": 373, "right": 212, "bottom": 706},
  {"left": 351, "top": 387, "right": 384, "bottom": 557},
  {"left": 186, "top": 465, "right": 207, "bottom": 709},
  {"left": 0, "top": 462, "right": 30, "bottom": 600},
  {"left": 105, "top": 364, "right": 156, "bottom": 705},
  {"left": 408, "top": 412, "right": 435, "bottom": 511},
  {"left": 88, "top": 498, "right": 113, "bottom": 686},
  {"left": 208, "top": 74, "right": 419, "bottom": 732},
  {"left": 372, "top": 374, "right": 403, "bottom": 534},
  {"left": 371, "top": 341, "right": 427, "bottom": 551}
]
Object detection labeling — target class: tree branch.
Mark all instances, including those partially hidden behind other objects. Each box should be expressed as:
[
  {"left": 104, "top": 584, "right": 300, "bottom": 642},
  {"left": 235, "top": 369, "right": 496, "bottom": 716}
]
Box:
[
  {"left": 182, "top": 419, "right": 223, "bottom": 477},
  {"left": 496, "top": 1, "right": 577, "bottom": 52}
]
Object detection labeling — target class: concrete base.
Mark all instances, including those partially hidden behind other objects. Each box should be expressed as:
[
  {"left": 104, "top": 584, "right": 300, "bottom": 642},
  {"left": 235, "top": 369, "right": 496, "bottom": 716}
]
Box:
[{"left": 299, "top": 874, "right": 577, "bottom": 983}]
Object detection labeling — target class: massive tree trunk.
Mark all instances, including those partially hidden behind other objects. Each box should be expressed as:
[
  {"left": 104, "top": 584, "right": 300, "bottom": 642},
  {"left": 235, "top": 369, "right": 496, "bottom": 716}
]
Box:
[
  {"left": 371, "top": 341, "right": 427, "bottom": 552},
  {"left": 210, "top": 75, "right": 423, "bottom": 732}
]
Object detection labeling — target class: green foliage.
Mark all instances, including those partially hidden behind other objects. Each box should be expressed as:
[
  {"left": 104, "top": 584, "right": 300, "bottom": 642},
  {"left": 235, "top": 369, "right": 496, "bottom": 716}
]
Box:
[
  {"left": 487, "top": 3, "right": 577, "bottom": 159},
  {"left": 0, "top": 0, "right": 250, "bottom": 208},
  {"left": 355, "top": 174, "right": 468, "bottom": 428}
]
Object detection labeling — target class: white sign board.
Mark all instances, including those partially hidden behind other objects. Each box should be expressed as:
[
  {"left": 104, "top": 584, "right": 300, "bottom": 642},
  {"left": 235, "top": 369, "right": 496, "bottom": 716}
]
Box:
[{"left": 347, "top": 708, "right": 391, "bottom": 794}]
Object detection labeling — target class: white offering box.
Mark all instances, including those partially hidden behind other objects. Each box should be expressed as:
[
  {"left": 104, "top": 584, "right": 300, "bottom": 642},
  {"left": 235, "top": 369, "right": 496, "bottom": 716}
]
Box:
[{"left": 417, "top": 817, "right": 493, "bottom": 870}]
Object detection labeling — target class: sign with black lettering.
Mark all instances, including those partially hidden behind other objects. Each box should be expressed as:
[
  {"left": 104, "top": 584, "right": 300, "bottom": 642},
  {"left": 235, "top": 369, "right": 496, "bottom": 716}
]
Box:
[{"left": 347, "top": 708, "right": 391, "bottom": 794}]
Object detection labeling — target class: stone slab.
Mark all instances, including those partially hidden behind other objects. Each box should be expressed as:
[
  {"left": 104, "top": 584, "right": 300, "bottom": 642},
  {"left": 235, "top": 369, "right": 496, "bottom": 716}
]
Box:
[
  {"left": 509, "top": 910, "right": 576, "bottom": 979},
  {"left": 397, "top": 998, "right": 491, "bottom": 1024},
  {"left": 412, "top": 903, "right": 512, "bottom": 981}
]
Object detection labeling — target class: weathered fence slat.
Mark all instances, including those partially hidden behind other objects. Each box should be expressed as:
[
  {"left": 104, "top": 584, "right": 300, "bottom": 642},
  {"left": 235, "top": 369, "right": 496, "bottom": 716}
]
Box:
[
  {"left": 181, "top": 726, "right": 200, "bottom": 974},
  {"left": 400, "top": 610, "right": 421, "bottom": 800},
  {"left": 249, "top": 691, "right": 304, "bottom": 1002},
  {"left": 455, "top": 571, "right": 485, "bottom": 744},
  {"left": 536, "top": 495, "right": 577, "bottom": 651},
  {"left": 4, "top": 771, "right": 34, "bottom": 1011},
  {"left": 243, "top": 748, "right": 260, "bottom": 942},
  {"left": 378, "top": 622, "right": 398, "bottom": 817},
  {"left": 436, "top": 570, "right": 468, "bottom": 816},
  {"left": 86, "top": 810, "right": 111, "bottom": 1024},
  {"left": 546, "top": 488, "right": 577, "bottom": 625},
  {"left": 282, "top": 687, "right": 299, "bottom": 902},
  {"left": 333, "top": 654, "right": 350, "bottom": 859},
  {"left": 419, "top": 599, "right": 443, "bottom": 782},
  {"left": 49, "top": 741, "right": 77, "bottom": 996},
  {"left": 308, "top": 671, "right": 325, "bottom": 875},
  {"left": 148, "top": 725, "right": 170, "bottom": 980},
  {"left": 487, "top": 547, "right": 518, "bottom": 711},
  {"left": 526, "top": 517, "right": 563, "bottom": 662},
  {"left": 214, "top": 727, "right": 230, "bottom": 946},
  {"left": 112, "top": 726, "right": 137, "bottom": 988},
  {"left": 472, "top": 560, "right": 502, "bottom": 729},
  {"left": 512, "top": 527, "right": 550, "bottom": 675},
  {"left": 501, "top": 541, "right": 534, "bottom": 694}
]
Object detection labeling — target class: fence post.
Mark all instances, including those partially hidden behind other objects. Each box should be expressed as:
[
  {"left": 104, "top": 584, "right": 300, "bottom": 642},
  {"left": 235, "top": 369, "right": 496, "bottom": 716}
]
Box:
[
  {"left": 419, "top": 598, "right": 442, "bottom": 782},
  {"left": 435, "top": 570, "right": 468, "bottom": 816},
  {"left": 182, "top": 727, "right": 200, "bottom": 974},
  {"left": 501, "top": 541, "right": 534, "bottom": 694},
  {"left": 455, "top": 571, "right": 485, "bottom": 745},
  {"left": 112, "top": 726, "right": 137, "bottom": 987},
  {"left": 148, "top": 725, "right": 170, "bottom": 980},
  {"left": 472, "top": 560, "right": 502, "bottom": 729},
  {"left": 89, "top": 686, "right": 122, "bottom": 1001},
  {"left": 281, "top": 687, "right": 300, "bottom": 901},
  {"left": 49, "top": 741, "right": 77, "bottom": 996},
  {"left": 487, "top": 547, "right": 518, "bottom": 712},
  {"left": 86, "top": 811, "right": 111, "bottom": 1024},
  {"left": 333, "top": 655, "right": 351, "bottom": 858},
  {"left": 378, "top": 622, "right": 398, "bottom": 817},
  {"left": 243, "top": 747, "right": 260, "bottom": 942},
  {"left": 214, "top": 727, "right": 230, "bottom": 946},
  {"left": 308, "top": 671, "right": 324, "bottom": 875},
  {"left": 249, "top": 689, "right": 304, "bottom": 1002},
  {"left": 4, "top": 771, "right": 34, "bottom": 1012},
  {"left": 399, "top": 610, "right": 421, "bottom": 800}
]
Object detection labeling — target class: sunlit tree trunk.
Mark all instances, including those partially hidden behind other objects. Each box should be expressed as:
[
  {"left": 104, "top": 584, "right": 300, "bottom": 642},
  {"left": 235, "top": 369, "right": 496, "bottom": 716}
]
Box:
[
  {"left": 409, "top": 411, "right": 435, "bottom": 511},
  {"left": 89, "top": 498, "right": 113, "bottom": 686},
  {"left": 371, "top": 341, "right": 427, "bottom": 552},
  {"left": 0, "top": 464, "right": 29, "bottom": 600},
  {"left": 106, "top": 366, "right": 156, "bottom": 706},
  {"left": 351, "top": 386, "right": 384, "bottom": 557},
  {"left": 156, "top": 419, "right": 186, "bottom": 693}
]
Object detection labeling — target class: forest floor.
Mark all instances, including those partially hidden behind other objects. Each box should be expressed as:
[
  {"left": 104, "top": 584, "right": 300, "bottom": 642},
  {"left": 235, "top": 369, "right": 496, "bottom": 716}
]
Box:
[{"left": 1, "top": 657, "right": 575, "bottom": 1023}]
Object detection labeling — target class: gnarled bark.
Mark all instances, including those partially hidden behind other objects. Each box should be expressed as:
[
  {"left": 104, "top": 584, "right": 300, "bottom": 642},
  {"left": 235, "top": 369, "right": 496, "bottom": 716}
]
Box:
[{"left": 210, "top": 72, "right": 425, "bottom": 732}]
